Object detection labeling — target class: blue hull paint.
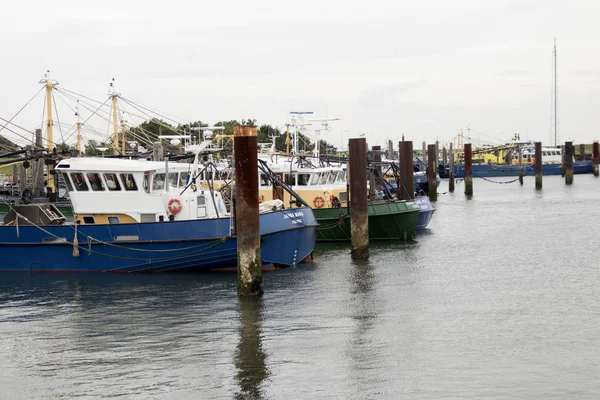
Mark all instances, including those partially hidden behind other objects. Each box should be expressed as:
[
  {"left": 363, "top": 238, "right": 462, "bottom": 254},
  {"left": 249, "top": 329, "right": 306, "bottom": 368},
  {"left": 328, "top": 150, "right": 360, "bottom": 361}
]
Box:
[
  {"left": 415, "top": 196, "right": 435, "bottom": 230},
  {"left": 0, "top": 207, "right": 317, "bottom": 272},
  {"left": 440, "top": 161, "right": 593, "bottom": 178}
]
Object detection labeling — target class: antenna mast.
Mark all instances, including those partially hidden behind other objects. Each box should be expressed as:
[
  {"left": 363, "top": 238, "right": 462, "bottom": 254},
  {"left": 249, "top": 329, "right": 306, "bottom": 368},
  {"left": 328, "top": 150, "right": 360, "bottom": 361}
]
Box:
[{"left": 552, "top": 38, "right": 559, "bottom": 147}]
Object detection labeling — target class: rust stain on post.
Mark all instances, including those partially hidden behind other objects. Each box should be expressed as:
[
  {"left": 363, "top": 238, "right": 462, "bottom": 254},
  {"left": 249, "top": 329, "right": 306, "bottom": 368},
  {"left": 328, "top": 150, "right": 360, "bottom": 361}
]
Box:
[
  {"left": 398, "top": 141, "right": 414, "bottom": 201},
  {"left": 234, "top": 126, "right": 263, "bottom": 296},
  {"left": 564, "top": 141, "right": 574, "bottom": 185},
  {"left": 427, "top": 144, "right": 437, "bottom": 201},
  {"left": 534, "top": 142, "right": 543, "bottom": 190},
  {"left": 349, "top": 138, "right": 368, "bottom": 259},
  {"left": 464, "top": 143, "right": 473, "bottom": 196},
  {"left": 593, "top": 141, "right": 599, "bottom": 177}
]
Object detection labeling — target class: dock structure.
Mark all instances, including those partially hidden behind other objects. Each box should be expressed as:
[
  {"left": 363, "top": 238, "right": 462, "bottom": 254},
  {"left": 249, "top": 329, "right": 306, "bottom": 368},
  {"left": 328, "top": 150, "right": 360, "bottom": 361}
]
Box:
[
  {"left": 564, "top": 141, "right": 574, "bottom": 185},
  {"left": 398, "top": 141, "right": 415, "bottom": 201},
  {"left": 535, "top": 142, "right": 543, "bottom": 190},
  {"left": 427, "top": 144, "right": 437, "bottom": 201},
  {"left": 449, "top": 143, "right": 455, "bottom": 193},
  {"left": 464, "top": 143, "right": 473, "bottom": 196},
  {"left": 234, "top": 126, "right": 263, "bottom": 296},
  {"left": 593, "top": 141, "right": 599, "bottom": 177},
  {"left": 349, "top": 138, "right": 368, "bottom": 259}
]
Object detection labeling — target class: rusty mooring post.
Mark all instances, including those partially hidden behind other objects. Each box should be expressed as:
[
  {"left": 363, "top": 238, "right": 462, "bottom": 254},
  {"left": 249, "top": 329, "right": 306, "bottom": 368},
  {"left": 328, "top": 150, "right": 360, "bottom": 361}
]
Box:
[
  {"left": 534, "top": 142, "right": 542, "bottom": 190},
  {"left": 349, "top": 138, "right": 368, "bottom": 259},
  {"left": 561, "top": 145, "right": 566, "bottom": 177},
  {"left": 518, "top": 146, "right": 524, "bottom": 185},
  {"left": 564, "top": 141, "right": 574, "bottom": 185},
  {"left": 593, "top": 141, "right": 599, "bottom": 177},
  {"left": 579, "top": 143, "right": 586, "bottom": 161},
  {"left": 427, "top": 144, "right": 437, "bottom": 201},
  {"left": 398, "top": 141, "right": 415, "bottom": 201},
  {"left": 464, "top": 143, "right": 473, "bottom": 196},
  {"left": 449, "top": 143, "right": 455, "bottom": 192},
  {"left": 234, "top": 126, "right": 262, "bottom": 296}
]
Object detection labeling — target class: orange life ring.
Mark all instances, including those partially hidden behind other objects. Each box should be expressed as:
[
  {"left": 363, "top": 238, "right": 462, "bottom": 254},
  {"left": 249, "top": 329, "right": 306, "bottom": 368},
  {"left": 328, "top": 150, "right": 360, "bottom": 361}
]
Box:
[
  {"left": 259, "top": 195, "right": 264, "bottom": 203},
  {"left": 168, "top": 198, "right": 182, "bottom": 214},
  {"left": 313, "top": 196, "right": 325, "bottom": 208}
]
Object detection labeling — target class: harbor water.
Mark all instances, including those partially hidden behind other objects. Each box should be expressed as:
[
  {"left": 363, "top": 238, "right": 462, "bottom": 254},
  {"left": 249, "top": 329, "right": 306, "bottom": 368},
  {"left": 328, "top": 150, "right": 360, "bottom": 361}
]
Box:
[{"left": 1, "top": 175, "right": 599, "bottom": 399}]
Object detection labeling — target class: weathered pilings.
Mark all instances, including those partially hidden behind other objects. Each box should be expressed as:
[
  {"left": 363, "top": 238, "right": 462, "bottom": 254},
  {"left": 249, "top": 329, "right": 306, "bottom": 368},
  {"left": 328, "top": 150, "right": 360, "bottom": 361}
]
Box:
[
  {"left": 535, "top": 142, "right": 542, "bottom": 190},
  {"left": 349, "top": 138, "right": 369, "bottom": 259},
  {"left": 593, "top": 141, "right": 599, "bottom": 177},
  {"left": 464, "top": 143, "right": 473, "bottom": 196},
  {"left": 561, "top": 145, "right": 566, "bottom": 177},
  {"left": 427, "top": 144, "right": 437, "bottom": 201},
  {"left": 421, "top": 141, "right": 427, "bottom": 164},
  {"left": 449, "top": 143, "right": 455, "bottom": 192},
  {"left": 579, "top": 144, "right": 586, "bottom": 161},
  {"left": 518, "top": 146, "right": 524, "bottom": 185},
  {"left": 565, "top": 141, "right": 574, "bottom": 185},
  {"left": 398, "top": 141, "right": 415, "bottom": 201},
  {"left": 234, "top": 126, "right": 263, "bottom": 296}
]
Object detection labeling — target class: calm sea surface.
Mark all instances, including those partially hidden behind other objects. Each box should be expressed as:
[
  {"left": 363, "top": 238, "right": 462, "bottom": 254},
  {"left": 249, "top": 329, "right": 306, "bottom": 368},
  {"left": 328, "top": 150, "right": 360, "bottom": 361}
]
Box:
[{"left": 1, "top": 175, "right": 599, "bottom": 399}]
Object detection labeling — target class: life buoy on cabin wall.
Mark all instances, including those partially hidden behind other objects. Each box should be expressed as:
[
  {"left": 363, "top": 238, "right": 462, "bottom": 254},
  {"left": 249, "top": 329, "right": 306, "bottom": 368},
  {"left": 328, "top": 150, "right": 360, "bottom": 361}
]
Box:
[
  {"left": 168, "top": 198, "right": 183, "bottom": 214},
  {"left": 313, "top": 196, "right": 325, "bottom": 208}
]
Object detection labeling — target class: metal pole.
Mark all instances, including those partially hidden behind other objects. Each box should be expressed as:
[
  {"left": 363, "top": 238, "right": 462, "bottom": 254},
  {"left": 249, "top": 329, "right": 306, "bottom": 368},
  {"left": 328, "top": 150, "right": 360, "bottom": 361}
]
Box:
[
  {"left": 349, "top": 138, "right": 368, "bottom": 259},
  {"left": 564, "top": 141, "right": 573, "bottom": 185},
  {"left": 234, "top": 126, "right": 262, "bottom": 296},
  {"left": 535, "top": 142, "right": 542, "bottom": 190},
  {"left": 593, "top": 141, "right": 599, "bottom": 177},
  {"left": 427, "top": 144, "right": 437, "bottom": 201},
  {"left": 464, "top": 143, "right": 473, "bottom": 196},
  {"left": 398, "top": 141, "right": 415, "bottom": 201}
]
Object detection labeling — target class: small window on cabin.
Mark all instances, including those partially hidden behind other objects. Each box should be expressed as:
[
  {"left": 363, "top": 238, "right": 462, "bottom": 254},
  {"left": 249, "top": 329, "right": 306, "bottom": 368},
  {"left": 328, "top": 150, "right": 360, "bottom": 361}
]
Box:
[
  {"left": 297, "top": 174, "right": 310, "bottom": 186},
  {"left": 168, "top": 173, "right": 178, "bottom": 189},
  {"left": 103, "top": 173, "right": 121, "bottom": 191},
  {"left": 337, "top": 171, "right": 346, "bottom": 183},
  {"left": 87, "top": 173, "right": 105, "bottom": 191},
  {"left": 284, "top": 173, "right": 296, "bottom": 185},
  {"left": 61, "top": 173, "right": 74, "bottom": 192},
  {"left": 328, "top": 172, "right": 337, "bottom": 184},
  {"left": 310, "top": 173, "right": 320, "bottom": 185},
  {"left": 260, "top": 174, "right": 270, "bottom": 187},
  {"left": 108, "top": 216, "right": 120, "bottom": 224},
  {"left": 120, "top": 174, "right": 138, "bottom": 191},
  {"left": 179, "top": 172, "right": 190, "bottom": 187},
  {"left": 197, "top": 195, "right": 206, "bottom": 206},
  {"left": 70, "top": 173, "right": 89, "bottom": 191},
  {"left": 142, "top": 173, "right": 149, "bottom": 193},
  {"left": 152, "top": 173, "right": 165, "bottom": 191},
  {"left": 83, "top": 216, "right": 95, "bottom": 224},
  {"left": 318, "top": 172, "right": 329, "bottom": 185}
]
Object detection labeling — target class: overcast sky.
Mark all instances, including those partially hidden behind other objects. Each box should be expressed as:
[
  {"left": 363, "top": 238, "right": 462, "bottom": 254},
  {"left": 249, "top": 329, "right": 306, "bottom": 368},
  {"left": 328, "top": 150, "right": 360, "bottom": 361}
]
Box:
[{"left": 2, "top": 0, "right": 600, "bottom": 150}]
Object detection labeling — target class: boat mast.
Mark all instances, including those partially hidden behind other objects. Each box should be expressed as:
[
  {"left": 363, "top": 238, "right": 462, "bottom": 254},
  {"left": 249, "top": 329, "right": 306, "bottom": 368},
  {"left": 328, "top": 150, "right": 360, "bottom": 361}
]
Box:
[
  {"left": 120, "top": 112, "right": 127, "bottom": 156},
  {"left": 39, "top": 70, "right": 58, "bottom": 152},
  {"left": 109, "top": 78, "right": 120, "bottom": 155},
  {"left": 75, "top": 101, "right": 82, "bottom": 155},
  {"left": 552, "top": 38, "right": 559, "bottom": 147}
]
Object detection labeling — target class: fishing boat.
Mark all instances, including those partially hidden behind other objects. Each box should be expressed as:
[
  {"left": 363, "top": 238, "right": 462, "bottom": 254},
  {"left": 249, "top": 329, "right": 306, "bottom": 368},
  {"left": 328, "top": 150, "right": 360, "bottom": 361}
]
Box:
[
  {"left": 0, "top": 157, "right": 318, "bottom": 272},
  {"left": 313, "top": 200, "right": 420, "bottom": 242}
]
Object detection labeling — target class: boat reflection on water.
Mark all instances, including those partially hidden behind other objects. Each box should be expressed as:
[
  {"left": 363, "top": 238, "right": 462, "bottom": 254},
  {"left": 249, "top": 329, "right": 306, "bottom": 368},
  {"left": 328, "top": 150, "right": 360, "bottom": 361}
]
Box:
[{"left": 234, "top": 297, "right": 269, "bottom": 399}]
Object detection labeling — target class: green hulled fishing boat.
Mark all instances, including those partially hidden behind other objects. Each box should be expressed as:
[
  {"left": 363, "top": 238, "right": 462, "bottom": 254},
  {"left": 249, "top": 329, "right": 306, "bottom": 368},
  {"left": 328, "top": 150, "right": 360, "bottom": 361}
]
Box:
[{"left": 313, "top": 200, "right": 421, "bottom": 242}]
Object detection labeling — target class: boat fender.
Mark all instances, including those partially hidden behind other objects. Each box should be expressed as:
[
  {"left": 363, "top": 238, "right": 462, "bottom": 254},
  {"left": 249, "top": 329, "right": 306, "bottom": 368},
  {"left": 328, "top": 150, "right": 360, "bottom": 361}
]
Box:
[
  {"left": 313, "top": 196, "right": 325, "bottom": 208},
  {"left": 168, "top": 198, "right": 183, "bottom": 214}
]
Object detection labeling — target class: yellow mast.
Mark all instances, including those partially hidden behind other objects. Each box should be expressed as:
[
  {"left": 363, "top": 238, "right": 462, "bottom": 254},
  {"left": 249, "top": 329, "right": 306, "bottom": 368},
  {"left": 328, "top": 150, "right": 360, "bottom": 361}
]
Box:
[
  {"left": 75, "top": 101, "right": 82, "bottom": 155},
  {"left": 121, "top": 118, "right": 126, "bottom": 156},
  {"left": 39, "top": 71, "right": 58, "bottom": 192},
  {"left": 285, "top": 124, "right": 290, "bottom": 154},
  {"left": 109, "top": 78, "right": 120, "bottom": 155}
]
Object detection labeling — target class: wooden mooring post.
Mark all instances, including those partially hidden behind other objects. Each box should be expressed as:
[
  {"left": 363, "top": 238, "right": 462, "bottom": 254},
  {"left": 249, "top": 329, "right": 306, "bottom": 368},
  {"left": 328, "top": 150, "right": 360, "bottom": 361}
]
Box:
[
  {"left": 565, "top": 141, "right": 574, "bottom": 185},
  {"left": 349, "top": 138, "right": 368, "bottom": 259},
  {"left": 561, "top": 145, "right": 566, "bottom": 177},
  {"left": 579, "top": 144, "right": 586, "bottom": 161},
  {"left": 535, "top": 142, "right": 542, "bottom": 190},
  {"left": 449, "top": 143, "right": 455, "bottom": 192},
  {"left": 427, "top": 144, "right": 437, "bottom": 201},
  {"left": 398, "top": 141, "right": 415, "bottom": 201},
  {"left": 518, "top": 146, "right": 524, "bottom": 185},
  {"left": 464, "top": 143, "right": 473, "bottom": 196},
  {"left": 234, "top": 126, "right": 263, "bottom": 296},
  {"left": 593, "top": 141, "right": 599, "bottom": 177}
]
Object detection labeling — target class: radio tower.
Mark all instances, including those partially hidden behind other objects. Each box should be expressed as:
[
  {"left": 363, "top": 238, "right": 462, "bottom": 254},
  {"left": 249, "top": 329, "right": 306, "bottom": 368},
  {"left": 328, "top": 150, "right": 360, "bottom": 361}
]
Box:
[{"left": 551, "top": 38, "right": 559, "bottom": 147}]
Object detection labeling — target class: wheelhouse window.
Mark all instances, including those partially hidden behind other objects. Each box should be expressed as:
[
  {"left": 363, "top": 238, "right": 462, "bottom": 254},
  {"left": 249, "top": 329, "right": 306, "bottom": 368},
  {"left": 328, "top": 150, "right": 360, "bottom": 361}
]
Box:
[
  {"left": 259, "top": 174, "right": 270, "bottom": 187},
  {"left": 328, "top": 171, "right": 337, "bottom": 184},
  {"left": 120, "top": 174, "right": 138, "bottom": 191},
  {"left": 284, "top": 173, "right": 296, "bottom": 185},
  {"left": 103, "top": 173, "right": 121, "bottom": 191},
  {"left": 87, "top": 173, "right": 105, "bottom": 191},
  {"left": 298, "top": 174, "right": 310, "bottom": 186},
  {"left": 70, "top": 173, "right": 89, "bottom": 191},
  {"left": 152, "top": 173, "right": 165, "bottom": 191},
  {"left": 318, "top": 172, "right": 329, "bottom": 185},
  {"left": 310, "top": 173, "right": 320, "bottom": 185},
  {"left": 168, "top": 173, "right": 178, "bottom": 189},
  {"left": 61, "top": 173, "right": 74, "bottom": 192},
  {"left": 179, "top": 172, "right": 190, "bottom": 187},
  {"left": 337, "top": 170, "right": 346, "bottom": 183},
  {"left": 108, "top": 216, "right": 120, "bottom": 224}
]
